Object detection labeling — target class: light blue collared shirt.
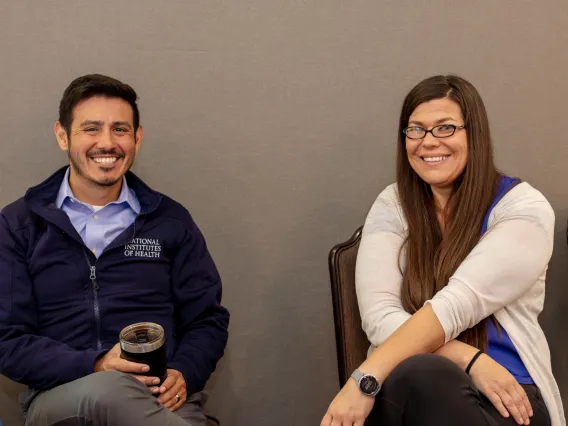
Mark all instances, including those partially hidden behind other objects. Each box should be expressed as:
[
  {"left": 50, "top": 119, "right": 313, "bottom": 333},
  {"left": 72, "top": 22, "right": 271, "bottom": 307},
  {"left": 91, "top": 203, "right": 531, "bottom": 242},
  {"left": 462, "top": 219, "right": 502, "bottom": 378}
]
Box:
[{"left": 56, "top": 168, "right": 141, "bottom": 258}]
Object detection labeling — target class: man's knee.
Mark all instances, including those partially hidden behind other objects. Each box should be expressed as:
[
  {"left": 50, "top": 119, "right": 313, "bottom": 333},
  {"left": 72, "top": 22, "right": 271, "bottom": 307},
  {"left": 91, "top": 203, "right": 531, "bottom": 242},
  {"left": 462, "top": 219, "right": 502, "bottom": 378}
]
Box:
[
  {"left": 81, "top": 371, "right": 150, "bottom": 407},
  {"left": 28, "top": 371, "right": 151, "bottom": 424},
  {"left": 85, "top": 371, "right": 149, "bottom": 396}
]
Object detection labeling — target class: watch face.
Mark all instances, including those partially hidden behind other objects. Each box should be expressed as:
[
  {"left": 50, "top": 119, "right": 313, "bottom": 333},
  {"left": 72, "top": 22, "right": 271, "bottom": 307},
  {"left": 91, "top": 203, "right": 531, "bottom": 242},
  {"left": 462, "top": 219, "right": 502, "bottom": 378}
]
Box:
[{"left": 359, "top": 375, "right": 379, "bottom": 395}]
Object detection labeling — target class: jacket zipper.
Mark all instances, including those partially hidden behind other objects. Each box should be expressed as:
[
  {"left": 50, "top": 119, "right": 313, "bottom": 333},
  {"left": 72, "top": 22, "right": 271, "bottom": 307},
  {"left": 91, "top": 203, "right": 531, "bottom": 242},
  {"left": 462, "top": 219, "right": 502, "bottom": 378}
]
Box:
[
  {"left": 82, "top": 218, "right": 142, "bottom": 351},
  {"left": 84, "top": 252, "right": 102, "bottom": 350}
]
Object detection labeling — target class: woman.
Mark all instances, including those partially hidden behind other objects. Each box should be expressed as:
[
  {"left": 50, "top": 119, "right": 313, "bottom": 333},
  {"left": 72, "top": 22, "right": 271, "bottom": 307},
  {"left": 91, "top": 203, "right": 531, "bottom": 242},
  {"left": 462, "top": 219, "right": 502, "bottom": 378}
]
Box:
[{"left": 321, "top": 75, "right": 565, "bottom": 426}]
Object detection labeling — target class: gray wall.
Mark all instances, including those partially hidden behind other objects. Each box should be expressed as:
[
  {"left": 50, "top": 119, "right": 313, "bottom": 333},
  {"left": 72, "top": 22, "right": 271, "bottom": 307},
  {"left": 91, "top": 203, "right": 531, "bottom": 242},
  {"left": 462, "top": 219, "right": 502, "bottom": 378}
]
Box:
[{"left": 1, "top": 1, "right": 567, "bottom": 425}]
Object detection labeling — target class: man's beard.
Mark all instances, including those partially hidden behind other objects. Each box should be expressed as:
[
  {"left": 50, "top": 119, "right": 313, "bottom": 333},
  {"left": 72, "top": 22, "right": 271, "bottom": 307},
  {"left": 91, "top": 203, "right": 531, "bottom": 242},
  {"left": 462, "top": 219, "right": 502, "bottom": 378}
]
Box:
[{"left": 67, "top": 144, "right": 131, "bottom": 187}]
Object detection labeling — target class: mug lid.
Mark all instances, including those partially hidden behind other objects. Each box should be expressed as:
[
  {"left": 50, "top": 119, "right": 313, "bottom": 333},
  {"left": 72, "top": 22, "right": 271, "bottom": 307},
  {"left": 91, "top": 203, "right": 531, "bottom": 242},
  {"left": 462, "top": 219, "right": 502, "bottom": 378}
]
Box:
[{"left": 119, "top": 322, "right": 165, "bottom": 353}]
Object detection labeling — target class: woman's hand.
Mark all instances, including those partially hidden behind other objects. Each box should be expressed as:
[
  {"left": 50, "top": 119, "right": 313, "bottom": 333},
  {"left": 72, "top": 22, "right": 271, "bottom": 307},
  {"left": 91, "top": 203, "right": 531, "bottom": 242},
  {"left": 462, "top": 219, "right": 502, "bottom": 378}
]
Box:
[
  {"left": 470, "top": 353, "right": 532, "bottom": 425},
  {"left": 320, "top": 378, "right": 375, "bottom": 426}
]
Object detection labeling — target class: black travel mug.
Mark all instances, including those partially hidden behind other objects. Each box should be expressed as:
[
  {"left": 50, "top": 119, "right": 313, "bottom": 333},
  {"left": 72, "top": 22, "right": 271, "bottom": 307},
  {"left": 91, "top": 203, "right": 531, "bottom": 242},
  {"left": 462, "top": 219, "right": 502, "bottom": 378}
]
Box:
[{"left": 119, "top": 322, "right": 167, "bottom": 384}]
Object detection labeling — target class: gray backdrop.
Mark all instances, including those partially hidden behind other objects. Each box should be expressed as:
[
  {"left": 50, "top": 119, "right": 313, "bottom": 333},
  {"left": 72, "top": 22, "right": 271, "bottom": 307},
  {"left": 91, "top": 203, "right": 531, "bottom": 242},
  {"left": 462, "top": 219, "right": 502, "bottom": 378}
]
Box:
[{"left": 0, "top": 1, "right": 566, "bottom": 425}]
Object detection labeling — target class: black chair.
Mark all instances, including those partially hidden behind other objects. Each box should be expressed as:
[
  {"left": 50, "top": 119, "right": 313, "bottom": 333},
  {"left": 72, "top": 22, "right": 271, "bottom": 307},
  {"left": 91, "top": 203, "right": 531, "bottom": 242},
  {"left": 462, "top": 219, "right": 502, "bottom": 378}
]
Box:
[
  {"left": 328, "top": 226, "right": 370, "bottom": 387},
  {"left": 0, "top": 375, "right": 26, "bottom": 426}
]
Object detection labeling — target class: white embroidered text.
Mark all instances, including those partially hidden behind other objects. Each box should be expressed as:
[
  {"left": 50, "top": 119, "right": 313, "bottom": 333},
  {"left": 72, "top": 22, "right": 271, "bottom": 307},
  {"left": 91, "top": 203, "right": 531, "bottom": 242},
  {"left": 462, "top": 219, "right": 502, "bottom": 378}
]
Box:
[{"left": 124, "top": 238, "right": 162, "bottom": 258}]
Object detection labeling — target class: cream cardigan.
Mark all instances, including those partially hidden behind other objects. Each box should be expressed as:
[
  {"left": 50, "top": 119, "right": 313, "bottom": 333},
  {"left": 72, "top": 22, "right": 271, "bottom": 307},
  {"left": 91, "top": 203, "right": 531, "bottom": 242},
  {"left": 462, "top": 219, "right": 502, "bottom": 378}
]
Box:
[{"left": 356, "top": 182, "right": 565, "bottom": 426}]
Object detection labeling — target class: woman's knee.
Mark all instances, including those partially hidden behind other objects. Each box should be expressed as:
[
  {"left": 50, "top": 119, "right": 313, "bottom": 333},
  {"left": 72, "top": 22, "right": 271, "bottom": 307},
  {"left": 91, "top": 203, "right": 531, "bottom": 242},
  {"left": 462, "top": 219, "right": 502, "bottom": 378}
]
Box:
[
  {"left": 394, "top": 354, "right": 458, "bottom": 376},
  {"left": 383, "top": 354, "right": 465, "bottom": 395}
]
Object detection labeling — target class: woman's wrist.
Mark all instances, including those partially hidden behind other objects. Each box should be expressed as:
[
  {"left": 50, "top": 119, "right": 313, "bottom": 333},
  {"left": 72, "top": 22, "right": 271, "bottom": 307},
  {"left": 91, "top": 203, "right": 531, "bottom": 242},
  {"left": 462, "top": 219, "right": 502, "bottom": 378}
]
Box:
[
  {"left": 465, "top": 350, "right": 483, "bottom": 375},
  {"left": 357, "top": 359, "right": 388, "bottom": 384},
  {"left": 434, "top": 339, "right": 480, "bottom": 371}
]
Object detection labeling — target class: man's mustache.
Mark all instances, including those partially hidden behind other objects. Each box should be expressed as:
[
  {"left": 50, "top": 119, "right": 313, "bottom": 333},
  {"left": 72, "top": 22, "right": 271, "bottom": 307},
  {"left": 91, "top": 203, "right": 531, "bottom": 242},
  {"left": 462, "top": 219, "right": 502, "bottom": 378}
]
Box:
[{"left": 87, "top": 149, "right": 126, "bottom": 158}]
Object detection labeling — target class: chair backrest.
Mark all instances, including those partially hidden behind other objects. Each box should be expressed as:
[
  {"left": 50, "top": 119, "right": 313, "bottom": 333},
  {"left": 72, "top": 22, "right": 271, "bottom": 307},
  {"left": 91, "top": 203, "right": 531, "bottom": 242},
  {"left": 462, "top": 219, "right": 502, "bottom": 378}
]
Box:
[
  {"left": 0, "top": 375, "right": 26, "bottom": 426},
  {"left": 328, "top": 226, "right": 370, "bottom": 387}
]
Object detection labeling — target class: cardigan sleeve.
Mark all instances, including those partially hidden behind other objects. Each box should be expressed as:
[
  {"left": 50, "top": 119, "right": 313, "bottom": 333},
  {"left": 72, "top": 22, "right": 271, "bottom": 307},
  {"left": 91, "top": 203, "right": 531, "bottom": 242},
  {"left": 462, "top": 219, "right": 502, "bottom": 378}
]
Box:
[
  {"left": 427, "top": 183, "right": 555, "bottom": 343},
  {"left": 356, "top": 184, "right": 412, "bottom": 347}
]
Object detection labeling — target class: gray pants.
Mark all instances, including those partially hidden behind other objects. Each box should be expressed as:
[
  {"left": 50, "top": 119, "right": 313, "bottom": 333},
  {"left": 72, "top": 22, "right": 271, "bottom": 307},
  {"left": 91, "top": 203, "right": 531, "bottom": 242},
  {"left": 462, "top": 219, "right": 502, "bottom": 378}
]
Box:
[{"left": 24, "top": 371, "right": 207, "bottom": 426}]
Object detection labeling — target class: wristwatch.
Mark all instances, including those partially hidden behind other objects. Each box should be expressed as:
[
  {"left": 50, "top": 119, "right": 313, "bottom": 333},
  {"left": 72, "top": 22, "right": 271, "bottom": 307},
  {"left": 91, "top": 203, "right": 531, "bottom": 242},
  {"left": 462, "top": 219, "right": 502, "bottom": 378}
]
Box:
[{"left": 351, "top": 368, "right": 381, "bottom": 396}]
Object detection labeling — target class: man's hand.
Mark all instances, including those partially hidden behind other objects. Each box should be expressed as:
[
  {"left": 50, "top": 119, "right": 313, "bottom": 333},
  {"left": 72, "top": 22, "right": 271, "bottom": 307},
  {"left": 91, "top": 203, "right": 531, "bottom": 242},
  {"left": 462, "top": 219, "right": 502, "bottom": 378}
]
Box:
[
  {"left": 94, "top": 343, "right": 162, "bottom": 388},
  {"left": 152, "top": 369, "right": 187, "bottom": 411}
]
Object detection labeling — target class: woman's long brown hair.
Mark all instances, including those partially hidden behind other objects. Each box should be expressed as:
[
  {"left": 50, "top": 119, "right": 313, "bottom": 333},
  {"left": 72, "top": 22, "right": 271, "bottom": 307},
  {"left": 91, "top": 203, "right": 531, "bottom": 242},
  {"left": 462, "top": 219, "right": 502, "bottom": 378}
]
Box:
[{"left": 396, "top": 75, "right": 500, "bottom": 350}]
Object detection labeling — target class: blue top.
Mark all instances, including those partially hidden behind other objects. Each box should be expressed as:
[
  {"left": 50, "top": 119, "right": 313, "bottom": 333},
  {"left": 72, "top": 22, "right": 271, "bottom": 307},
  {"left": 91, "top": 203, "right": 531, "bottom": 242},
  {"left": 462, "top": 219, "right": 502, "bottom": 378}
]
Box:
[
  {"left": 482, "top": 175, "right": 534, "bottom": 384},
  {"left": 56, "top": 167, "right": 141, "bottom": 258}
]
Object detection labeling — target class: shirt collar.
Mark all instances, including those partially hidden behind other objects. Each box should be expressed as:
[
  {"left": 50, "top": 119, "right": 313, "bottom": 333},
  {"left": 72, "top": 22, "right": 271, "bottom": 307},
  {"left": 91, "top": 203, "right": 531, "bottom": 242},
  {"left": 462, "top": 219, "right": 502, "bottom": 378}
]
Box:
[{"left": 55, "top": 167, "right": 141, "bottom": 214}]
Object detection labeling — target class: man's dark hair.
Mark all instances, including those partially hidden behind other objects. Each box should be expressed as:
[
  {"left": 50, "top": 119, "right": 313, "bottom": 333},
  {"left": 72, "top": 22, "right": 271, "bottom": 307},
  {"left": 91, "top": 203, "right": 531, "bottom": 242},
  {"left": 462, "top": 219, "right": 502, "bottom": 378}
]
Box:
[{"left": 58, "top": 74, "right": 140, "bottom": 134}]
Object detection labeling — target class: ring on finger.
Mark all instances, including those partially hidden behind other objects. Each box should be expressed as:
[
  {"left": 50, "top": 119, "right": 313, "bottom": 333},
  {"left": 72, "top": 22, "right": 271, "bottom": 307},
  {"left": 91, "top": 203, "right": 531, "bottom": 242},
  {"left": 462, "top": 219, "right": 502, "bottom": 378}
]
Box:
[{"left": 175, "top": 394, "right": 181, "bottom": 403}]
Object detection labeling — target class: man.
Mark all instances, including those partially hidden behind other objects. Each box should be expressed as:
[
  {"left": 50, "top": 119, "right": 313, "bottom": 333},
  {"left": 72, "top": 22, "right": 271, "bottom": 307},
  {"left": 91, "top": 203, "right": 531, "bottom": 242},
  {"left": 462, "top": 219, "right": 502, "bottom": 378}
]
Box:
[{"left": 0, "top": 74, "right": 229, "bottom": 426}]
